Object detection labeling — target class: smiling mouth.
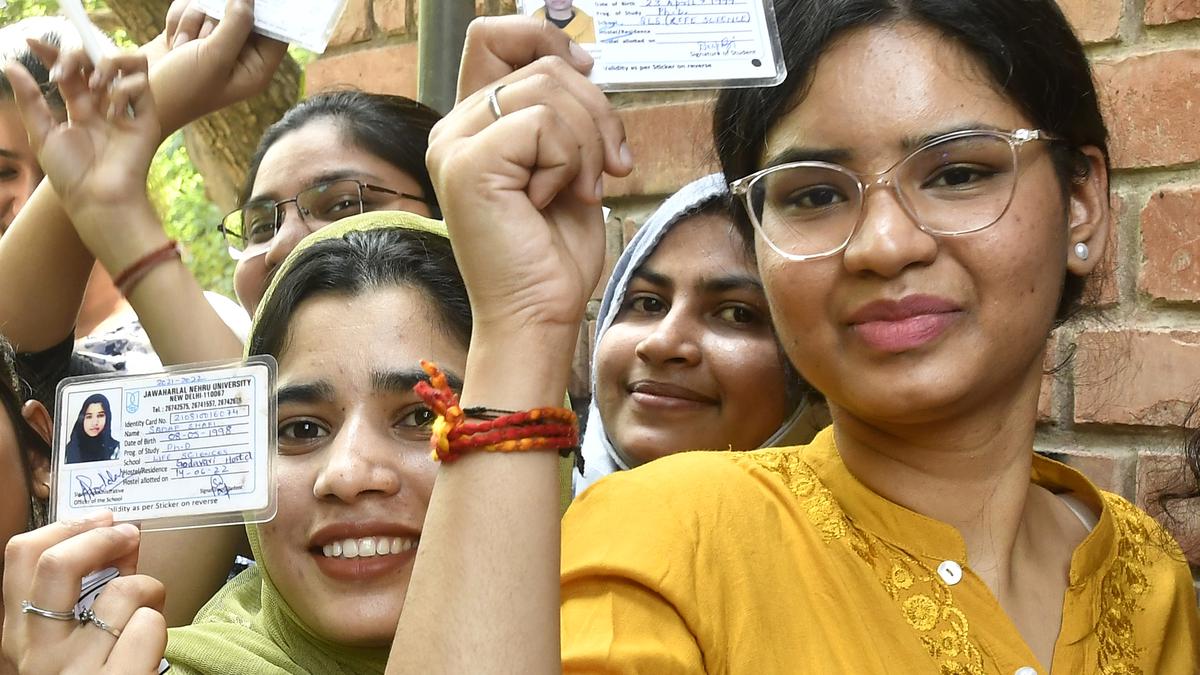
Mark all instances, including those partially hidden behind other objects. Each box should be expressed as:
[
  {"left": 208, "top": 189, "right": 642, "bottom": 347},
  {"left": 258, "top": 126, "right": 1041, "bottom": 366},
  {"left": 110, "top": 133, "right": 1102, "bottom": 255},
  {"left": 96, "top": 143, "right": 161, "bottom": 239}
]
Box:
[{"left": 318, "top": 536, "right": 418, "bottom": 559}]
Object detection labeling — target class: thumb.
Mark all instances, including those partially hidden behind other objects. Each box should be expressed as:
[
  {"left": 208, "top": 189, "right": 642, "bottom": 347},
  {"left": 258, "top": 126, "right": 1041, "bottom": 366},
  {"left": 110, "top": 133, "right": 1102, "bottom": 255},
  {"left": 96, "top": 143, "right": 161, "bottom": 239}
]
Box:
[{"left": 203, "top": 0, "right": 256, "bottom": 66}]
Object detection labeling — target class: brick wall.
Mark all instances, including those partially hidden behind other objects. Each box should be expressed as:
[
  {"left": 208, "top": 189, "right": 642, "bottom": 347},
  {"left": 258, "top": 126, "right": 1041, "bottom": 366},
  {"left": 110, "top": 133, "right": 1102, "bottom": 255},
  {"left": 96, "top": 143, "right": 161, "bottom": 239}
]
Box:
[{"left": 309, "top": 1, "right": 1200, "bottom": 589}]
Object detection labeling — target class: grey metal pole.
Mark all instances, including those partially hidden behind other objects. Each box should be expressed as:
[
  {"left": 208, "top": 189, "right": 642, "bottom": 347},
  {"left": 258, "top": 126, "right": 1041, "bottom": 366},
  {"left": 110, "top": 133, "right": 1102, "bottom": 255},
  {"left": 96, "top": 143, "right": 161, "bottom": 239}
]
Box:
[{"left": 417, "top": 0, "right": 476, "bottom": 115}]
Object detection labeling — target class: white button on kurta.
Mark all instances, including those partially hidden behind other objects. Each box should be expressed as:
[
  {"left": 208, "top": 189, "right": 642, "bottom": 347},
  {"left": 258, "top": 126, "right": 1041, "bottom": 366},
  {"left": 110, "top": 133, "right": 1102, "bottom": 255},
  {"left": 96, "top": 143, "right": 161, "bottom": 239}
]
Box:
[
  {"left": 1014, "top": 667, "right": 1038, "bottom": 675},
  {"left": 936, "top": 560, "right": 963, "bottom": 586}
]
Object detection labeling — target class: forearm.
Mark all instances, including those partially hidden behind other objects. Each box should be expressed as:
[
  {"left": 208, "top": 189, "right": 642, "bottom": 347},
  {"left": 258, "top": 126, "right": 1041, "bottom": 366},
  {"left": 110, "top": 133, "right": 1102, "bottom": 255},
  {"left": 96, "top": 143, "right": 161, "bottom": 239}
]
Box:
[
  {"left": 92, "top": 204, "right": 242, "bottom": 364},
  {"left": 387, "top": 326, "right": 575, "bottom": 674},
  {"left": 0, "top": 180, "right": 94, "bottom": 351}
]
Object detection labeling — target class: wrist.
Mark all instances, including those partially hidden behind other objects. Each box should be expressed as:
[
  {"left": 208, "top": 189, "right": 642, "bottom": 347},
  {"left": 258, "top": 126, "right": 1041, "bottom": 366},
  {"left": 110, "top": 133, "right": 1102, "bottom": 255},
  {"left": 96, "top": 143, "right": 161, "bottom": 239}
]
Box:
[
  {"left": 84, "top": 203, "right": 171, "bottom": 277},
  {"left": 461, "top": 323, "right": 581, "bottom": 411}
]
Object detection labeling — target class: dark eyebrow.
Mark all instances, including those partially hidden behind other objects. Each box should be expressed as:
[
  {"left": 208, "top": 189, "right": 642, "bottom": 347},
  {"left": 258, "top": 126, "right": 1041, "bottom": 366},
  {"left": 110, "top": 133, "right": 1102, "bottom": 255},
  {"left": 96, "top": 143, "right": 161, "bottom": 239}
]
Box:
[
  {"left": 701, "top": 273, "right": 764, "bottom": 295},
  {"left": 372, "top": 367, "right": 464, "bottom": 396},
  {"left": 247, "top": 169, "right": 381, "bottom": 204},
  {"left": 0, "top": 148, "right": 19, "bottom": 160},
  {"left": 761, "top": 121, "right": 1006, "bottom": 171},
  {"left": 277, "top": 381, "right": 336, "bottom": 406},
  {"left": 630, "top": 268, "right": 672, "bottom": 289}
]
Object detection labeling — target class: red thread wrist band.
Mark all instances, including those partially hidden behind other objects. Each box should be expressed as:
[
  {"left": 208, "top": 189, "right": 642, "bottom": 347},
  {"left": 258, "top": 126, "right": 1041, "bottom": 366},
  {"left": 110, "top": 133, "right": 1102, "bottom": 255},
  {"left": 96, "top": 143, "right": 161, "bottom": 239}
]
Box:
[
  {"left": 112, "top": 240, "right": 181, "bottom": 296},
  {"left": 413, "top": 360, "right": 581, "bottom": 464}
]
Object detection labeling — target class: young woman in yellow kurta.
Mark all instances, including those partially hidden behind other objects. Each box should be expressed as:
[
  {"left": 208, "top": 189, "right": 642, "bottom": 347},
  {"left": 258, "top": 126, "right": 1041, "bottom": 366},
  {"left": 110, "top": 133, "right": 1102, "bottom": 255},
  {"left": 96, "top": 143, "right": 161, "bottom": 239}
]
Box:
[{"left": 392, "top": 2, "right": 1200, "bottom": 674}]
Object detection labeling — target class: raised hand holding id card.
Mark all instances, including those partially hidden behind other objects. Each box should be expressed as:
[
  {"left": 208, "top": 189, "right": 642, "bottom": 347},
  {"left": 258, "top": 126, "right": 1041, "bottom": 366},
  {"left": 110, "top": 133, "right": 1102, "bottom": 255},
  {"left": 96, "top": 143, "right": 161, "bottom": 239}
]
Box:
[
  {"left": 519, "top": 0, "right": 786, "bottom": 91},
  {"left": 51, "top": 358, "right": 277, "bottom": 531},
  {"left": 196, "top": 0, "right": 349, "bottom": 53}
]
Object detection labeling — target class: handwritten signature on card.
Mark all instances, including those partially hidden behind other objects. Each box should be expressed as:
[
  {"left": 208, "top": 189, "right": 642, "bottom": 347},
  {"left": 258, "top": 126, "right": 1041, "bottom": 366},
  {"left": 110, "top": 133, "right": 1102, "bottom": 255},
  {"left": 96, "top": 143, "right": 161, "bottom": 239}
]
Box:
[{"left": 75, "top": 469, "right": 128, "bottom": 503}]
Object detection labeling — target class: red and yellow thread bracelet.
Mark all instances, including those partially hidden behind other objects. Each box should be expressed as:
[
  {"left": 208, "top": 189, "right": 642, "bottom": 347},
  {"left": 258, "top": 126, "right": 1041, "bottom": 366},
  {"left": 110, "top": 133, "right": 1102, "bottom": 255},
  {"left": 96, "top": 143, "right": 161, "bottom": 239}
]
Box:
[
  {"left": 112, "top": 240, "right": 182, "bottom": 296},
  {"left": 414, "top": 360, "right": 580, "bottom": 464}
]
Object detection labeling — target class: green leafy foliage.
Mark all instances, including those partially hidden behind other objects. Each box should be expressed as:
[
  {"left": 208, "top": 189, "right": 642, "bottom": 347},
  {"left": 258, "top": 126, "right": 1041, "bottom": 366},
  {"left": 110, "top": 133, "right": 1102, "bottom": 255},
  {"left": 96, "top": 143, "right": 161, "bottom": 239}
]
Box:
[
  {"left": 2, "top": 0, "right": 236, "bottom": 299},
  {"left": 147, "top": 132, "right": 236, "bottom": 299}
]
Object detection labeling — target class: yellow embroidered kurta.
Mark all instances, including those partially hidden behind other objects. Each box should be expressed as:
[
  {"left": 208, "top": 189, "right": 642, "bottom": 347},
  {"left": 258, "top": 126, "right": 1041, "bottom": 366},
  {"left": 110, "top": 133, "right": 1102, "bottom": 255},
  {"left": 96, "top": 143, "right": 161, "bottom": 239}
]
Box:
[
  {"left": 561, "top": 428, "right": 1200, "bottom": 674},
  {"left": 533, "top": 6, "right": 596, "bottom": 43}
]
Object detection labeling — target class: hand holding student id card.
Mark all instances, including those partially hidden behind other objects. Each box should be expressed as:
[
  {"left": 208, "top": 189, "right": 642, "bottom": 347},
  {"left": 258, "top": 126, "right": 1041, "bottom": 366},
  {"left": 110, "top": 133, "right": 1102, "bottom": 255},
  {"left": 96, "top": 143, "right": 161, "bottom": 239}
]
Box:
[
  {"left": 51, "top": 359, "right": 277, "bottom": 531},
  {"left": 518, "top": 0, "right": 786, "bottom": 90},
  {"left": 196, "top": 0, "right": 349, "bottom": 53}
]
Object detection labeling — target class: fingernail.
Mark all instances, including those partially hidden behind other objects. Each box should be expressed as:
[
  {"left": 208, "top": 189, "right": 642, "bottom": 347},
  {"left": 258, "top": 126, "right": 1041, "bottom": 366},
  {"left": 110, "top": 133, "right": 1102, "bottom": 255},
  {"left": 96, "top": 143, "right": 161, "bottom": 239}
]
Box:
[
  {"left": 48, "top": 65, "right": 61, "bottom": 83},
  {"left": 594, "top": 175, "right": 605, "bottom": 201},
  {"left": 173, "top": 32, "right": 190, "bottom": 48},
  {"left": 569, "top": 41, "right": 593, "bottom": 68},
  {"left": 89, "top": 72, "right": 100, "bottom": 89},
  {"left": 619, "top": 141, "right": 634, "bottom": 170},
  {"left": 113, "top": 523, "right": 139, "bottom": 537}
]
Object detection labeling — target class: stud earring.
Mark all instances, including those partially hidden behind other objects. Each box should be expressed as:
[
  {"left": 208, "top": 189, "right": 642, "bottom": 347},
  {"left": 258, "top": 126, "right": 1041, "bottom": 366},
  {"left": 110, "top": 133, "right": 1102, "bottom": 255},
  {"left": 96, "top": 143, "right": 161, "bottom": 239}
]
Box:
[{"left": 1074, "top": 242, "right": 1090, "bottom": 261}]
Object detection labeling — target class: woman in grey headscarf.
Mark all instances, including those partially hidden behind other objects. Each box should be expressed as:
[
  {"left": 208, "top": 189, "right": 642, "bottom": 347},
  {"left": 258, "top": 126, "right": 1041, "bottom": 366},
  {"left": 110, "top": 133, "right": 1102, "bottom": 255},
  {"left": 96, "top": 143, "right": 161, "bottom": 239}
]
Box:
[{"left": 575, "top": 174, "right": 826, "bottom": 495}]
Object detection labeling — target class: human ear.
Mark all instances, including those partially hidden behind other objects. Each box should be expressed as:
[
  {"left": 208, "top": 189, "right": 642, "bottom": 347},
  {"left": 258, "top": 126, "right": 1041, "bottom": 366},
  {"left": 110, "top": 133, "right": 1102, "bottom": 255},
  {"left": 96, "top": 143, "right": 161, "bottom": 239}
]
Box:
[
  {"left": 1065, "top": 146, "right": 1110, "bottom": 277},
  {"left": 21, "top": 400, "right": 52, "bottom": 500}
]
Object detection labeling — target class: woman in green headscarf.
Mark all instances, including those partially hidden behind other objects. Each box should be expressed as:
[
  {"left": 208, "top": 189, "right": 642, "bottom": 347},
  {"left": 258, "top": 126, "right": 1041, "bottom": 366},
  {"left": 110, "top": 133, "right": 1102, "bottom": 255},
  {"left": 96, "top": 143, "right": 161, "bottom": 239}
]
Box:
[{"left": 2, "top": 211, "right": 475, "bottom": 674}]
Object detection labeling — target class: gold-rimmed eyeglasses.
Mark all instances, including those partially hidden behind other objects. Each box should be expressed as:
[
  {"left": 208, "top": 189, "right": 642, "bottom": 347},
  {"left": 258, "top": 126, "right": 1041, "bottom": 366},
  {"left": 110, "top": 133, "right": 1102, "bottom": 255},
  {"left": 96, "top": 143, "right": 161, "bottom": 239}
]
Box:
[
  {"left": 217, "top": 179, "right": 427, "bottom": 258},
  {"left": 729, "top": 128, "right": 1063, "bottom": 261}
]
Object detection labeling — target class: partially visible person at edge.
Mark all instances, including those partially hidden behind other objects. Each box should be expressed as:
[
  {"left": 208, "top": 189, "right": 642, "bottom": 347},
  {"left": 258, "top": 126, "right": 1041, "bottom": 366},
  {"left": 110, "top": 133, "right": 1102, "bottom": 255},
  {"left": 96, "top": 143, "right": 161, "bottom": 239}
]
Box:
[
  {"left": 0, "top": 337, "right": 52, "bottom": 659},
  {"left": 575, "top": 173, "right": 827, "bottom": 495},
  {"left": 1, "top": 213, "right": 475, "bottom": 675},
  {"left": 0, "top": 16, "right": 249, "bottom": 407},
  {"left": 533, "top": 0, "right": 595, "bottom": 43},
  {"left": 0, "top": 0, "right": 441, "bottom": 626},
  {"left": 380, "top": 2, "right": 1197, "bottom": 673}
]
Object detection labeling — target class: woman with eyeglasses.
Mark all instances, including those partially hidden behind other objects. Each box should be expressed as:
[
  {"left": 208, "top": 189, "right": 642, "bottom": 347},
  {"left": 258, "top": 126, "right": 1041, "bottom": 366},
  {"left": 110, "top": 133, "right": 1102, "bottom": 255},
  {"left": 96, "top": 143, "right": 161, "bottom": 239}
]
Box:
[{"left": 380, "top": 1, "right": 1198, "bottom": 672}]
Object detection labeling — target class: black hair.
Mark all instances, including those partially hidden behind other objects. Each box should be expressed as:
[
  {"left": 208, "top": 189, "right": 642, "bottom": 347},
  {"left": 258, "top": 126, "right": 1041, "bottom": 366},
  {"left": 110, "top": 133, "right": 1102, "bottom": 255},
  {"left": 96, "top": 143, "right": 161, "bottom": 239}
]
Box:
[
  {"left": 64, "top": 393, "right": 119, "bottom": 464},
  {"left": 0, "top": 21, "right": 66, "bottom": 109},
  {"left": 714, "top": 0, "right": 1109, "bottom": 323},
  {"left": 0, "top": 337, "right": 49, "bottom": 529},
  {"left": 240, "top": 90, "right": 443, "bottom": 218},
  {"left": 249, "top": 223, "right": 472, "bottom": 361}
]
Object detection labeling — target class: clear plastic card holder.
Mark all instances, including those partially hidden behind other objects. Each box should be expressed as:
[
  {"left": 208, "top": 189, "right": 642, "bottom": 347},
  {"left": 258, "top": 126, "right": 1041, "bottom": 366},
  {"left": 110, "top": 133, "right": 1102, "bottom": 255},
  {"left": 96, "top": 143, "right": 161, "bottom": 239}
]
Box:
[
  {"left": 195, "top": 0, "right": 350, "bottom": 53},
  {"left": 518, "top": 0, "right": 787, "bottom": 92},
  {"left": 50, "top": 357, "right": 278, "bottom": 532}
]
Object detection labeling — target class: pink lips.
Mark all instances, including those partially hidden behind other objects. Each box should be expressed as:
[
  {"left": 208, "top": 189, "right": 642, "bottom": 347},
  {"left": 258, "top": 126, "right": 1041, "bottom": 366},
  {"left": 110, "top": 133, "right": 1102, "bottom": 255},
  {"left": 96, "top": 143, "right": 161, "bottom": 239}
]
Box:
[
  {"left": 628, "top": 380, "right": 717, "bottom": 411},
  {"left": 847, "top": 295, "right": 962, "bottom": 353}
]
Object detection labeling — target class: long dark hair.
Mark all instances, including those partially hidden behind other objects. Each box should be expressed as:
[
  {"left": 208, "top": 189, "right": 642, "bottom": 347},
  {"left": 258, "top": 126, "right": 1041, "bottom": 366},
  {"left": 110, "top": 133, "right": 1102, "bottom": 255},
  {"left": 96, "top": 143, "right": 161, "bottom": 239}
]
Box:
[
  {"left": 65, "top": 393, "right": 118, "bottom": 462},
  {"left": 241, "top": 91, "right": 443, "bottom": 218},
  {"left": 249, "top": 224, "right": 472, "bottom": 361},
  {"left": 713, "top": 0, "right": 1108, "bottom": 324},
  {"left": 0, "top": 338, "right": 49, "bottom": 529}
]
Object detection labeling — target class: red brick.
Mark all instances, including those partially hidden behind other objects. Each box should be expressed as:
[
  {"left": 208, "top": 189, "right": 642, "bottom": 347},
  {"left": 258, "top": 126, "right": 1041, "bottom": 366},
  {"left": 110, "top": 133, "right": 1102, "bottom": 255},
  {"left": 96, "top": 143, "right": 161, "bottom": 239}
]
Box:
[
  {"left": 605, "top": 100, "right": 719, "bottom": 198},
  {"left": 1045, "top": 446, "right": 1136, "bottom": 498},
  {"left": 1057, "top": 0, "right": 1123, "bottom": 43},
  {"left": 305, "top": 42, "right": 420, "bottom": 98},
  {"left": 1140, "top": 185, "right": 1200, "bottom": 302},
  {"left": 1145, "top": 0, "right": 1200, "bottom": 25},
  {"left": 1094, "top": 50, "right": 1200, "bottom": 169},
  {"left": 374, "top": 0, "right": 409, "bottom": 34},
  {"left": 569, "top": 318, "right": 594, "bottom": 400},
  {"left": 1074, "top": 330, "right": 1200, "bottom": 426},
  {"left": 590, "top": 216, "right": 624, "bottom": 300},
  {"left": 328, "top": 0, "right": 372, "bottom": 47},
  {"left": 621, "top": 217, "right": 641, "bottom": 248},
  {"left": 1136, "top": 450, "right": 1200, "bottom": 566}
]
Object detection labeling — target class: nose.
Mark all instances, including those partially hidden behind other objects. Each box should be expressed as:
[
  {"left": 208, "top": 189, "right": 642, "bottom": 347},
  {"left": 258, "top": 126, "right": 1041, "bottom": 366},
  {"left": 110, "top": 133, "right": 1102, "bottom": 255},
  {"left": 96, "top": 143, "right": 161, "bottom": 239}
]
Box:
[
  {"left": 633, "top": 304, "right": 702, "bottom": 367},
  {"left": 262, "top": 204, "right": 315, "bottom": 273},
  {"left": 841, "top": 180, "right": 938, "bottom": 278},
  {"left": 312, "top": 412, "right": 425, "bottom": 504}
]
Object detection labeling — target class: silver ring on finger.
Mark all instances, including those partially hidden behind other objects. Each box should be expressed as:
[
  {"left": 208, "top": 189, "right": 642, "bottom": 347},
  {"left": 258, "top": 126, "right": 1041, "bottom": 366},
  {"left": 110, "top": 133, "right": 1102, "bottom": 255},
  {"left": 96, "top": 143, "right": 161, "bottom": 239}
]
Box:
[
  {"left": 487, "top": 84, "right": 507, "bottom": 121},
  {"left": 78, "top": 608, "right": 122, "bottom": 638},
  {"left": 20, "top": 600, "right": 76, "bottom": 622}
]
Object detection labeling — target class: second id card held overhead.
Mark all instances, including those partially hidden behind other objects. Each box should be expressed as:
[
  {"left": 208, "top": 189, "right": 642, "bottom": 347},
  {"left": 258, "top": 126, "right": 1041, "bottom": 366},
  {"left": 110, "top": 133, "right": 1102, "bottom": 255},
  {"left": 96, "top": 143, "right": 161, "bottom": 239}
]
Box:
[
  {"left": 519, "top": 0, "right": 786, "bottom": 91},
  {"left": 50, "top": 358, "right": 277, "bottom": 531}
]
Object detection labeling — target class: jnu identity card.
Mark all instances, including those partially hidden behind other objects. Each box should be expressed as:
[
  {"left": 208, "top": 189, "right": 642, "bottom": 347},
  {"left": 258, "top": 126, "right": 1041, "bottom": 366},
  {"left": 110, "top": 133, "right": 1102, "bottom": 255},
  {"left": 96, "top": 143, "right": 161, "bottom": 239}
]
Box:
[
  {"left": 51, "top": 358, "right": 277, "bottom": 531},
  {"left": 518, "top": 0, "right": 786, "bottom": 91}
]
